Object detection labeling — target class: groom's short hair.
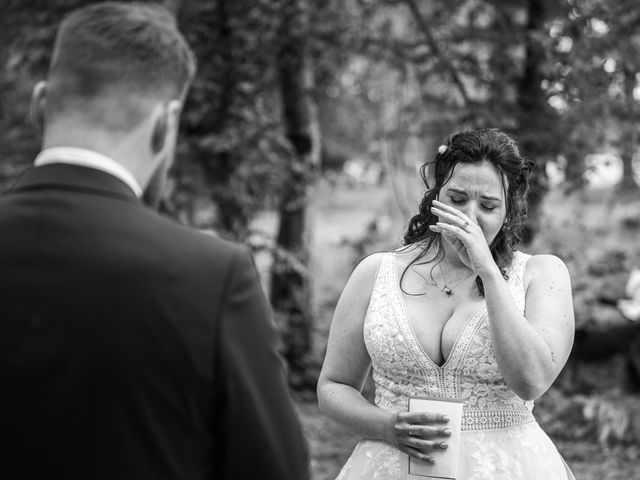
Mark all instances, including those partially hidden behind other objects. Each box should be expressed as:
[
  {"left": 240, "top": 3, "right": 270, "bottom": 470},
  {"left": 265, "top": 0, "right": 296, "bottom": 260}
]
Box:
[{"left": 46, "top": 1, "right": 196, "bottom": 129}]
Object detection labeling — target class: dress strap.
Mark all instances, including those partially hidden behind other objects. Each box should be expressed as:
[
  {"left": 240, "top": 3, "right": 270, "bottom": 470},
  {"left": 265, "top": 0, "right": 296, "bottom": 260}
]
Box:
[
  {"left": 368, "top": 252, "right": 393, "bottom": 299},
  {"left": 508, "top": 251, "right": 531, "bottom": 282},
  {"left": 505, "top": 251, "right": 530, "bottom": 311}
]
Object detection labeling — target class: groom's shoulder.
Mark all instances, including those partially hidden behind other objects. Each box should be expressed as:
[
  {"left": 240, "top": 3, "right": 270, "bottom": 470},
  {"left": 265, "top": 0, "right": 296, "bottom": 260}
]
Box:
[{"left": 139, "top": 208, "right": 243, "bottom": 262}]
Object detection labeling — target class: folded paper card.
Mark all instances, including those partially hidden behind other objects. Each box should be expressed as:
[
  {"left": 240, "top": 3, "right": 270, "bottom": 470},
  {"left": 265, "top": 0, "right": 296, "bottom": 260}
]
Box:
[{"left": 408, "top": 397, "right": 464, "bottom": 479}]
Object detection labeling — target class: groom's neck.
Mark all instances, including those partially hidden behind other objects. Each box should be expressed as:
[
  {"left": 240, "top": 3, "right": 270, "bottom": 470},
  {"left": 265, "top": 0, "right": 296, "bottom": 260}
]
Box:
[{"left": 41, "top": 121, "right": 157, "bottom": 193}]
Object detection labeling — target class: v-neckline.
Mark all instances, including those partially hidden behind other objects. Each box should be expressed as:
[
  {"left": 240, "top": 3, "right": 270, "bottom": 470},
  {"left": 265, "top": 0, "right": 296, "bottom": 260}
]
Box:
[{"left": 389, "top": 253, "right": 487, "bottom": 371}]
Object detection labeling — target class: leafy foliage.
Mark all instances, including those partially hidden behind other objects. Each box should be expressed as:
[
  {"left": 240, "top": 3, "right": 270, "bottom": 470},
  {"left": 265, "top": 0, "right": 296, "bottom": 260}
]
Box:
[{"left": 3, "top": 0, "right": 640, "bottom": 390}]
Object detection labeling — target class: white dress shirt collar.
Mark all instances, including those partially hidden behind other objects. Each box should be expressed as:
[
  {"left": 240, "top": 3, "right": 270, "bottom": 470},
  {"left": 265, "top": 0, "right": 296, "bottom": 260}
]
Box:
[{"left": 34, "top": 147, "right": 143, "bottom": 197}]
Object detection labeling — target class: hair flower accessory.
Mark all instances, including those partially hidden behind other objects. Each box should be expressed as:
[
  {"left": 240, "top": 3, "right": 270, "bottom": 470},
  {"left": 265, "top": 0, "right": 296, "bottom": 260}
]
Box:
[{"left": 438, "top": 145, "right": 447, "bottom": 154}]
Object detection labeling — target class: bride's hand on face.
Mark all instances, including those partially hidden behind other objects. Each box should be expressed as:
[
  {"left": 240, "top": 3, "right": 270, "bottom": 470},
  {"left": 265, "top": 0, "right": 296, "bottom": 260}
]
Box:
[
  {"left": 384, "top": 411, "right": 451, "bottom": 464},
  {"left": 429, "top": 200, "right": 498, "bottom": 277}
]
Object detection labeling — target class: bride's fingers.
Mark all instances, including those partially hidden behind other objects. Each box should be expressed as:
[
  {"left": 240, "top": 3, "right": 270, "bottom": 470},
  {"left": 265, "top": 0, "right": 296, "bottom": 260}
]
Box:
[
  {"left": 403, "top": 445, "right": 435, "bottom": 464},
  {"left": 432, "top": 200, "right": 473, "bottom": 223},
  {"left": 430, "top": 207, "right": 475, "bottom": 231},
  {"left": 407, "top": 425, "right": 452, "bottom": 439},
  {"left": 398, "top": 411, "right": 450, "bottom": 425},
  {"left": 405, "top": 436, "right": 448, "bottom": 452},
  {"left": 433, "top": 222, "right": 471, "bottom": 241}
]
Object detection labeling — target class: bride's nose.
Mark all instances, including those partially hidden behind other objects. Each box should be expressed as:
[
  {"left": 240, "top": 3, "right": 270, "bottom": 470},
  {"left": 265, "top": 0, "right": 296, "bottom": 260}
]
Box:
[{"left": 462, "top": 202, "right": 479, "bottom": 224}]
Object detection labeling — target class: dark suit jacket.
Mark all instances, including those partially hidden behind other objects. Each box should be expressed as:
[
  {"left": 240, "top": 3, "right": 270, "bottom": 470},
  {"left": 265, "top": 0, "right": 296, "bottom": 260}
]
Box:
[{"left": 0, "top": 163, "right": 310, "bottom": 480}]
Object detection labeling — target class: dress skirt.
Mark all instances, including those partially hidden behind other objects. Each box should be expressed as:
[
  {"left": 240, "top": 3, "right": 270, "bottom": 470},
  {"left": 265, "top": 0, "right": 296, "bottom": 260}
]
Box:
[{"left": 335, "top": 422, "right": 576, "bottom": 480}]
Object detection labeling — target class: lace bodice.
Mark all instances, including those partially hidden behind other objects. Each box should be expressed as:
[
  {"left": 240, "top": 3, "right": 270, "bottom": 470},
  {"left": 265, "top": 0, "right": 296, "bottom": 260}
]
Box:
[{"left": 363, "top": 251, "right": 535, "bottom": 431}]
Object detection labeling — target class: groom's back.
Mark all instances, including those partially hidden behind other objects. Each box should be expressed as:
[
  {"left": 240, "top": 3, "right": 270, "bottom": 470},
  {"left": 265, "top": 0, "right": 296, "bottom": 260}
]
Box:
[
  {"left": 0, "top": 165, "right": 235, "bottom": 478},
  {"left": 0, "top": 3, "right": 309, "bottom": 479}
]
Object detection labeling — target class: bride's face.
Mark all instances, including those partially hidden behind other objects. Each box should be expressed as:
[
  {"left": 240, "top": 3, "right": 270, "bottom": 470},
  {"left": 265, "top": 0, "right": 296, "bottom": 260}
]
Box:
[{"left": 438, "top": 160, "right": 508, "bottom": 246}]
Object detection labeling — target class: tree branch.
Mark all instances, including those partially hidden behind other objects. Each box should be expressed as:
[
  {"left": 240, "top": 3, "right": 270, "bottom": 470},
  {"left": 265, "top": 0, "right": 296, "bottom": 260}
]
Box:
[{"left": 402, "top": 0, "right": 471, "bottom": 106}]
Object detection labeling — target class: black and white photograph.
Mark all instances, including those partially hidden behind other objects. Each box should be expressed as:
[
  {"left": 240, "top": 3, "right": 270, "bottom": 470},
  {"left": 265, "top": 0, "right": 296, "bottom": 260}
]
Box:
[{"left": 1, "top": 1, "right": 639, "bottom": 479}]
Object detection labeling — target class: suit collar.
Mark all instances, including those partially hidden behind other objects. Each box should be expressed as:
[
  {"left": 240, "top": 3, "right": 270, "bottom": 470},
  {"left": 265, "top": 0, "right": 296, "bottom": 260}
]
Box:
[
  {"left": 8, "top": 163, "right": 142, "bottom": 204},
  {"left": 34, "top": 147, "right": 143, "bottom": 197}
]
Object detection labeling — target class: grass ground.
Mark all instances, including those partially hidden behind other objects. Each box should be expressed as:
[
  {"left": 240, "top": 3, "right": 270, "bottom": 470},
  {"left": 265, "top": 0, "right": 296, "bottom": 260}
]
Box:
[{"left": 255, "top": 178, "right": 640, "bottom": 479}]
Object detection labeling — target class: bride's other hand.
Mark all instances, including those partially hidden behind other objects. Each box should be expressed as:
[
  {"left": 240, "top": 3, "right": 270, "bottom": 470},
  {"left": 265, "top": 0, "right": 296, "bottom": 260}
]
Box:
[{"left": 385, "top": 411, "right": 451, "bottom": 464}]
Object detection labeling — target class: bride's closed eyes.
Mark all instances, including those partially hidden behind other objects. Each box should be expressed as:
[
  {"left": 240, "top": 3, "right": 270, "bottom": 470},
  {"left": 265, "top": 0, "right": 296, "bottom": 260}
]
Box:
[{"left": 445, "top": 194, "right": 500, "bottom": 212}]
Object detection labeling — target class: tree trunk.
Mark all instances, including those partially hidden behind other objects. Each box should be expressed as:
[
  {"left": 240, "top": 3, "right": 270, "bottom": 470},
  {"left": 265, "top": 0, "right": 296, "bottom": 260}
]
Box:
[
  {"left": 563, "top": 133, "right": 589, "bottom": 194},
  {"left": 516, "top": 0, "right": 554, "bottom": 244},
  {"left": 270, "top": 0, "right": 320, "bottom": 390},
  {"left": 619, "top": 133, "right": 637, "bottom": 193},
  {"left": 169, "top": 0, "right": 253, "bottom": 239},
  {"left": 619, "top": 65, "right": 638, "bottom": 193},
  {"left": 563, "top": 151, "right": 586, "bottom": 193}
]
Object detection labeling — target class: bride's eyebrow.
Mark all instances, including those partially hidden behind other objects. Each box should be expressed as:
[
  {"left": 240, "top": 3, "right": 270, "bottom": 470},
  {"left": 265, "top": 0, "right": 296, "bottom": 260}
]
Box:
[
  {"left": 480, "top": 195, "right": 503, "bottom": 202},
  {"left": 447, "top": 188, "right": 502, "bottom": 202}
]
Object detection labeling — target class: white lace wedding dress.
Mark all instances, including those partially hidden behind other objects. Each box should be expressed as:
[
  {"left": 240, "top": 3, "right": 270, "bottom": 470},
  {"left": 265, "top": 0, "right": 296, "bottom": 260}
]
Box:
[{"left": 336, "top": 251, "right": 575, "bottom": 480}]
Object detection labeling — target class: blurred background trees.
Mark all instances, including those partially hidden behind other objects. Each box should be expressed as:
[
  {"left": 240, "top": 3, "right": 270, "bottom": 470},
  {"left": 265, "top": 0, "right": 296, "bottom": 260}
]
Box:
[{"left": 3, "top": 3, "right": 640, "bottom": 463}]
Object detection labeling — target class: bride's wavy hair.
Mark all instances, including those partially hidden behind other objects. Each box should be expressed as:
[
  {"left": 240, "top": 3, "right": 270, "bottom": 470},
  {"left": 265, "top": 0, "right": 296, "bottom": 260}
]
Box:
[{"left": 402, "top": 128, "right": 534, "bottom": 296}]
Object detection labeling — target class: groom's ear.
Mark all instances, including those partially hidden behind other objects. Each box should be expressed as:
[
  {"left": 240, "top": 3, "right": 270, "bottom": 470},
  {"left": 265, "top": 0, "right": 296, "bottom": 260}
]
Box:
[
  {"left": 150, "top": 111, "right": 167, "bottom": 154},
  {"left": 30, "top": 81, "right": 48, "bottom": 137},
  {"left": 165, "top": 99, "right": 182, "bottom": 137},
  {"left": 150, "top": 100, "right": 181, "bottom": 154}
]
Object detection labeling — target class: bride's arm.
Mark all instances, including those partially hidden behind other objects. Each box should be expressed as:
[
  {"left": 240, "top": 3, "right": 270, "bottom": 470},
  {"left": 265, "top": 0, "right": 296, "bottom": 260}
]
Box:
[
  {"left": 317, "top": 253, "right": 450, "bottom": 463},
  {"left": 317, "top": 252, "right": 393, "bottom": 439},
  {"left": 481, "top": 254, "right": 575, "bottom": 400},
  {"left": 431, "top": 200, "right": 575, "bottom": 401}
]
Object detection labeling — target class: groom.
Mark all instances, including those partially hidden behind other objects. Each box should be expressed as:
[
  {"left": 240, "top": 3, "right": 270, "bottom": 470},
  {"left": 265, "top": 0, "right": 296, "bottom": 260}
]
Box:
[{"left": 0, "top": 2, "right": 309, "bottom": 479}]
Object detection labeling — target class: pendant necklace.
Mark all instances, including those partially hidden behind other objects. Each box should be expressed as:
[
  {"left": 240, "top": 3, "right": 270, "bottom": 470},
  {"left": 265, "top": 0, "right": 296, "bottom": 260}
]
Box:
[
  {"left": 437, "top": 263, "right": 474, "bottom": 296},
  {"left": 411, "top": 263, "right": 474, "bottom": 296}
]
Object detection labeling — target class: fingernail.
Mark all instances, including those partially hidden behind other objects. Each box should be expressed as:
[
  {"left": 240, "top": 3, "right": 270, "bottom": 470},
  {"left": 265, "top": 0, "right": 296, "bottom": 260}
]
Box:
[
  {"left": 426, "top": 458, "right": 435, "bottom": 464},
  {"left": 443, "top": 429, "right": 452, "bottom": 436},
  {"left": 441, "top": 415, "right": 449, "bottom": 421},
  {"left": 440, "top": 442, "right": 449, "bottom": 449}
]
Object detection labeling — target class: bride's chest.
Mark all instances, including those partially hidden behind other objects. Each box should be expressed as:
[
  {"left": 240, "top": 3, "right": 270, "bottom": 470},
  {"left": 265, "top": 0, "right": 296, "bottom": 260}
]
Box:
[
  {"left": 391, "top": 258, "right": 486, "bottom": 361},
  {"left": 402, "top": 292, "right": 484, "bottom": 365},
  {"left": 363, "top": 278, "right": 490, "bottom": 375}
]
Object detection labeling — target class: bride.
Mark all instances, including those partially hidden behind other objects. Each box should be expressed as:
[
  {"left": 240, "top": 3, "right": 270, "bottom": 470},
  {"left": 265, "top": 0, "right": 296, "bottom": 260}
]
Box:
[{"left": 317, "top": 128, "right": 576, "bottom": 479}]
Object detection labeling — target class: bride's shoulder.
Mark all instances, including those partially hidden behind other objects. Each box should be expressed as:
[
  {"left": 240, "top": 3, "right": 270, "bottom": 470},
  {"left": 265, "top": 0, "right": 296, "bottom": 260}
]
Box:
[
  {"left": 351, "top": 244, "right": 425, "bottom": 282},
  {"left": 520, "top": 251, "right": 568, "bottom": 269},
  {"left": 339, "top": 252, "right": 389, "bottom": 301},
  {"left": 353, "top": 251, "right": 388, "bottom": 277},
  {"left": 520, "top": 252, "right": 571, "bottom": 286}
]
